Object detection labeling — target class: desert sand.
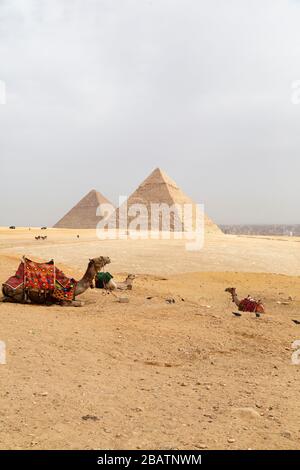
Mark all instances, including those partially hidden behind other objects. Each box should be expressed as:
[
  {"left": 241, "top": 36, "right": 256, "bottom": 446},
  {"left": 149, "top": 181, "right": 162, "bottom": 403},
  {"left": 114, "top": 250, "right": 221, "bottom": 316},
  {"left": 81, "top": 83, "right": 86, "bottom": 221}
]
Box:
[{"left": 0, "top": 227, "right": 300, "bottom": 450}]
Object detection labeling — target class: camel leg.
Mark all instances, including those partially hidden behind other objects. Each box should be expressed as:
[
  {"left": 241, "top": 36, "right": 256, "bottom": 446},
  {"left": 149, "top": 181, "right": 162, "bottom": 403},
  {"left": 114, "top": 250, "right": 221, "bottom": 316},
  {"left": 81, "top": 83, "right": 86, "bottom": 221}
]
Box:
[
  {"left": 1, "top": 296, "right": 14, "bottom": 303},
  {"left": 1, "top": 296, "right": 27, "bottom": 304}
]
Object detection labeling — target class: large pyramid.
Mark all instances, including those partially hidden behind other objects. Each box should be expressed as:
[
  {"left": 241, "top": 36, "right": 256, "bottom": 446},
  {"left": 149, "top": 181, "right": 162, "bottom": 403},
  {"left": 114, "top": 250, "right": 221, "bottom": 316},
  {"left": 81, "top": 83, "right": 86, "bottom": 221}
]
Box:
[
  {"left": 112, "top": 168, "right": 220, "bottom": 233},
  {"left": 54, "top": 189, "right": 113, "bottom": 229}
]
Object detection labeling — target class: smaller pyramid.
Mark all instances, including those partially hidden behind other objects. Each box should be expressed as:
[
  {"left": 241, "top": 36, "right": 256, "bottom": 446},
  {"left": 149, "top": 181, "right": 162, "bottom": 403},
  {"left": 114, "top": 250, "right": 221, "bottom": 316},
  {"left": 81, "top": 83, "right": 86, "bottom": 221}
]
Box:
[{"left": 54, "top": 190, "right": 113, "bottom": 229}]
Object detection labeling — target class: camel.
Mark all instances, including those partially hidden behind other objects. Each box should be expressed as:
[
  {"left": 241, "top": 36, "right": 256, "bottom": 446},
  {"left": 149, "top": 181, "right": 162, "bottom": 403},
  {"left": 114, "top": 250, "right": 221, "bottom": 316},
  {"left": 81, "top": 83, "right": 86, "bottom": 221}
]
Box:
[
  {"left": 2, "top": 256, "right": 111, "bottom": 307},
  {"left": 94, "top": 273, "right": 136, "bottom": 291},
  {"left": 109, "top": 274, "right": 136, "bottom": 291},
  {"left": 225, "top": 287, "right": 265, "bottom": 317}
]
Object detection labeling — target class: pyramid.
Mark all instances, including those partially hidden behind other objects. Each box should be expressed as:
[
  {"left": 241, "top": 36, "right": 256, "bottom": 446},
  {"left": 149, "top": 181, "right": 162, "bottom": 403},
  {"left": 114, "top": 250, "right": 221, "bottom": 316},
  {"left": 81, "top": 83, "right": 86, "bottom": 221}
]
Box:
[
  {"left": 111, "top": 168, "right": 220, "bottom": 233},
  {"left": 54, "top": 189, "right": 113, "bottom": 229}
]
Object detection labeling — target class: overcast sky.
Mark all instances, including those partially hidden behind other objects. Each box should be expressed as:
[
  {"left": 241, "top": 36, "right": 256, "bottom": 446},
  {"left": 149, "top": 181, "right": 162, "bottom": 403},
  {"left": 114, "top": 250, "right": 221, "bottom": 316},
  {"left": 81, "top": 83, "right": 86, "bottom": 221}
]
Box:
[{"left": 1, "top": 0, "right": 300, "bottom": 226}]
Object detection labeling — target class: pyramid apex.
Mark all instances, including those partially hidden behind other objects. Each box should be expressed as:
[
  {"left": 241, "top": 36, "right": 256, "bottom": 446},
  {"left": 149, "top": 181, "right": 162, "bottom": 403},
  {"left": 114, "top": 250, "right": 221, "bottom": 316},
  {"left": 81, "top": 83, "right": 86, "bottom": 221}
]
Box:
[
  {"left": 142, "top": 167, "right": 179, "bottom": 189},
  {"left": 86, "top": 189, "right": 98, "bottom": 196},
  {"left": 152, "top": 167, "right": 165, "bottom": 175}
]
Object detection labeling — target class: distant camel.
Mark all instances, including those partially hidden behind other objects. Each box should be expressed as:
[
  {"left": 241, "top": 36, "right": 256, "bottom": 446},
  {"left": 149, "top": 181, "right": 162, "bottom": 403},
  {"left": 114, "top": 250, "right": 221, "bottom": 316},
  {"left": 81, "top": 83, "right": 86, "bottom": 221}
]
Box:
[
  {"left": 113, "top": 274, "right": 136, "bottom": 291},
  {"left": 2, "top": 256, "right": 111, "bottom": 307},
  {"left": 225, "top": 287, "right": 265, "bottom": 317},
  {"left": 95, "top": 274, "right": 136, "bottom": 291}
]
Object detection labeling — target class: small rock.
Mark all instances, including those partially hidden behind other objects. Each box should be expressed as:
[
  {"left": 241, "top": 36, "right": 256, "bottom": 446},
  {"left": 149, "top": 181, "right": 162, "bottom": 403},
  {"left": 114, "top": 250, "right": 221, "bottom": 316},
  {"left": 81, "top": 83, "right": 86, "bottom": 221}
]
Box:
[
  {"left": 233, "top": 407, "right": 261, "bottom": 420},
  {"left": 81, "top": 415, "right": 99, "bottom": 422},
  {"left": 196, "top": 444, "right": 208, "bottom": 449},
  {"left": 281, "top": 431, "right": 292, "bottom": 439},
  {"left": 228, "top": 438, "right": 235, "bottom": 444}
]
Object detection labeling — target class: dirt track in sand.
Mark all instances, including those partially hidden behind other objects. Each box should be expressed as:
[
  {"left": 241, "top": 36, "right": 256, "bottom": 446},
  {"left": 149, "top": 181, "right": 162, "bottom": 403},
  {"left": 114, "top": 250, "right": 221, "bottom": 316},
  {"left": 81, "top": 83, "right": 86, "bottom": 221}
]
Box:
[{"left": 0, "top": 228, "right": 300, "bottom": 449}]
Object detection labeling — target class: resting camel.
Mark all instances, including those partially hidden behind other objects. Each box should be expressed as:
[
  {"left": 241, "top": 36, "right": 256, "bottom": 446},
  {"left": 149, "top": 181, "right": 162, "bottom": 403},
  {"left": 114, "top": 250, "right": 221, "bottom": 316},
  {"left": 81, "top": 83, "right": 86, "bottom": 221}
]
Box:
[
  {"left": 107, "top": 274, "right": 136, "bottom": 291},
  {"left": 92, "top": 274, "right": 136, "bottom": 291},
  {"left": 2, "top": 256, "right": 111, "bottom": 307},
  {"left": 225, "top": 287, "right": 265, "bottom": 317}
]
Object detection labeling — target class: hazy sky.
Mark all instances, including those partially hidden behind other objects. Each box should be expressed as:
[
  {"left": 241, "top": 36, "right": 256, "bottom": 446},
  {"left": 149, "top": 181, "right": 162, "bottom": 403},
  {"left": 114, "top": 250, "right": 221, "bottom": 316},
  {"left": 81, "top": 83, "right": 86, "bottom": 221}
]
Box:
[{"left": 1, "top": 0, "right": 300, "bottom": 226}]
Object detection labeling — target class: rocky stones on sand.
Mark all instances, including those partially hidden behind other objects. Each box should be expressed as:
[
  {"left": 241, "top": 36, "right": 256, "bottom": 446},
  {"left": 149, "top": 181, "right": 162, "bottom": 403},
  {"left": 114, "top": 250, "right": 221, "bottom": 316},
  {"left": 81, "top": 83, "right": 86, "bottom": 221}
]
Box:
[
  {"left": 281, "top": 431, "right": 292, "bottom": 439},
  {"left": 232, "top": 407, "right": 261, "bottom": 420},
  {"left": 81, "top": 415, "right": 99, "bottom": 422}
]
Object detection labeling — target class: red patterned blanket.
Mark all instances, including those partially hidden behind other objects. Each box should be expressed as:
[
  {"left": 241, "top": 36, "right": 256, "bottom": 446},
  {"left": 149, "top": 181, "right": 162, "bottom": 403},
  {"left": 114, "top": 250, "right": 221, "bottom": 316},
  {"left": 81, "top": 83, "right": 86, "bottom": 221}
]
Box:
[
  {"left": 3, "top": 258, "right": 77, "bottom": 302},
  {"left": 239, "top": 297, "right": 264, "bottom": 313},
  {"left": 4, "top": 262, "right": 25, "bottom": 290}
]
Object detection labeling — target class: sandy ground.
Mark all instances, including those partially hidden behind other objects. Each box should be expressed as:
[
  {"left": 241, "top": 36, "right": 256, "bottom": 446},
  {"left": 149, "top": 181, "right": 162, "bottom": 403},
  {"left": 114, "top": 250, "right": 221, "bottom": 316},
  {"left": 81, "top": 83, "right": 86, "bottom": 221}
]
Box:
[{"left": 0, "top": 228, "right": 300, "bottom": 450}]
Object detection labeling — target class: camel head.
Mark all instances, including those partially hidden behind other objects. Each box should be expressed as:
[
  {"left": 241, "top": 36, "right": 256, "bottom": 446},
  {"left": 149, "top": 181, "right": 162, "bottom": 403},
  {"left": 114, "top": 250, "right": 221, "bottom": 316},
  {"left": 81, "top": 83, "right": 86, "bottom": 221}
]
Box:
[
  {"left": 225, "top": 287, "right": 236, "bottom": 295},
  {"left": 89, "top": 256, "right": 111, "bottom": 273}
]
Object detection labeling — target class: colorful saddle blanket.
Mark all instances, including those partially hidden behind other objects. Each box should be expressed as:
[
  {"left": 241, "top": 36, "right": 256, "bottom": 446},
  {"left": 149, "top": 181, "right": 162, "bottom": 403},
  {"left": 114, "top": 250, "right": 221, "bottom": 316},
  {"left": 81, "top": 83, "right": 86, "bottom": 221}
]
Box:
[
  {"left": 239, "top": 297, "right": 263, "bottom": 313},
  {"left": 3, "top": 258, "right": 77, "bottom": 302}
]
